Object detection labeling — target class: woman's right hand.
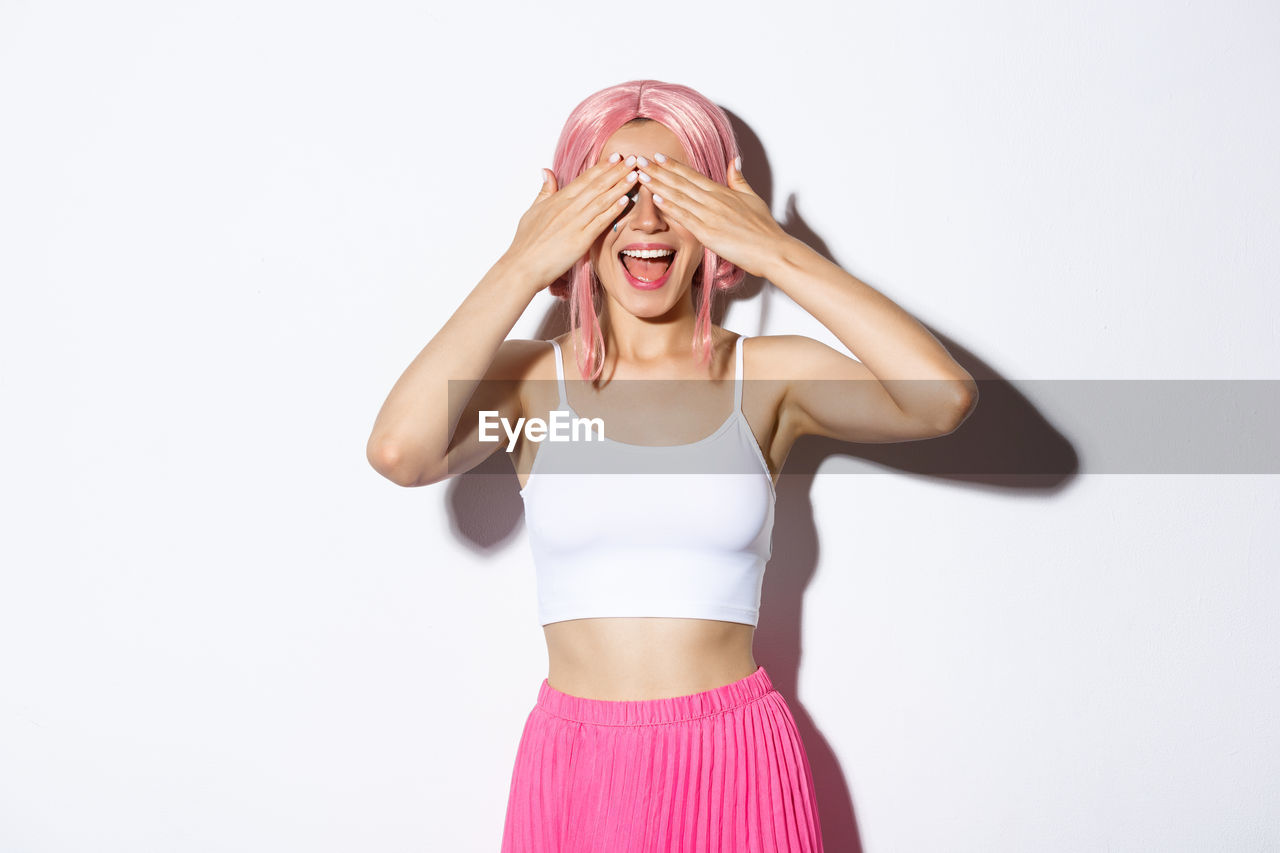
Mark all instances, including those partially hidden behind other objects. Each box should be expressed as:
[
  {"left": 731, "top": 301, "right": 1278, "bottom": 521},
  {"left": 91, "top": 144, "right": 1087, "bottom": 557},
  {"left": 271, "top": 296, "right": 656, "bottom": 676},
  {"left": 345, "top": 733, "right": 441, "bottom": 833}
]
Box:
[{"left": 502, "top": 154, "right": 639, "bottom": 294}]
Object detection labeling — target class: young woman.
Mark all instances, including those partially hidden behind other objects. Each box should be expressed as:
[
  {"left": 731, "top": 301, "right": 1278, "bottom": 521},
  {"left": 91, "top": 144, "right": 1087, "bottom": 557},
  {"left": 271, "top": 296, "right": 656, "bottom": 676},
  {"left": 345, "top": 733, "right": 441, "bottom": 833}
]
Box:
[{"left": 367, "top": 80, "right": 977, "bottom": 852}]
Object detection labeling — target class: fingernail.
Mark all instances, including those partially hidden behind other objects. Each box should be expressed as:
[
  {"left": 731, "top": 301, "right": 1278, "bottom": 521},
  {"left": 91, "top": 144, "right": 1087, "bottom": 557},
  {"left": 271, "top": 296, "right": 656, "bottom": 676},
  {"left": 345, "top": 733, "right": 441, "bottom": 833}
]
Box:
[
  {"left": 626, "top": 171, "right": 638, "bottom": 183},
  {"left": 637, "top": 156, "right": 649, "bottom": 167},
  {"left": 654, "top": 152, "right": 666, "bottom": 163},
  {"left": 608, "top": 152, "right": 621, "bottom": 163},
  {"left": 638, "top": 171, "right": 650, "bottom": 183},
  {"left": 625, "top": 155, "right": 637, "bottom": 167},
  {"left": 734, "top": 155, "right": 742, "bottom": 173},
  {"left": 617, "top": 196, "right": 628, "bottom": 206},
  {"left": 652, "top": 194, "right": 664, "bottom": 204}
]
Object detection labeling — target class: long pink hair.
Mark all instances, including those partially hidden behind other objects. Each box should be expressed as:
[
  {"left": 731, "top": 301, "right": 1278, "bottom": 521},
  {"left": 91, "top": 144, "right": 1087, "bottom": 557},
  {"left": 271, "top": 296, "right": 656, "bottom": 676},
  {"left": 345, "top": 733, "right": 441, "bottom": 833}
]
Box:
[{"left": 547, "top": 80, "right": 745, "bottom": 381}]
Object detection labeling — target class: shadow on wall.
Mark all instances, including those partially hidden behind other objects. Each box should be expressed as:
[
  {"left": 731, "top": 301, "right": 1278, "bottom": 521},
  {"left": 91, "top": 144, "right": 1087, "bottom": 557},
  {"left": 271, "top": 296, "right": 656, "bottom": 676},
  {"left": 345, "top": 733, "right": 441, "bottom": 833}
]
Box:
[{"left": 440, "top": 110, "right": 1078, "bottom": 853}]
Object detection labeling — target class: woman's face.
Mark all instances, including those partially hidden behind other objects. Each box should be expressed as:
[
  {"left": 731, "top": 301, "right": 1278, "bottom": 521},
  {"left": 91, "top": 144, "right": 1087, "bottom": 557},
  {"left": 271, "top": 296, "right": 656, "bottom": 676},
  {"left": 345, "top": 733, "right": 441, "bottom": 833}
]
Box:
[{"left": 589, "top": 120, "right": 704, "bottom": 320}]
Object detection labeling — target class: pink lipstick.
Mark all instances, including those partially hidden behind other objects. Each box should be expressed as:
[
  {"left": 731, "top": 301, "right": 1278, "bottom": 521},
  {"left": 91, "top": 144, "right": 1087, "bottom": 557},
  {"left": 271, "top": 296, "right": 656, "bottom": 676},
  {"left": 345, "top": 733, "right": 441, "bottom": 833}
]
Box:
[{"left": 618, "top": 243, "right": 677, "bottom": 291}]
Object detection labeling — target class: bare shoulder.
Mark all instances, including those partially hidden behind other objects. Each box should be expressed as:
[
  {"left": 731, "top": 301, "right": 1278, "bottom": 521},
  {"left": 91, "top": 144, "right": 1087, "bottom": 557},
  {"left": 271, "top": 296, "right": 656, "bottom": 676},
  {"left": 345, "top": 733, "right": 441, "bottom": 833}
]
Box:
[
  {"left": 496, "top": 337, "right": 572, "bottom": 420},
  {"left": 749, "top": 333, "right": 972, "bottom": 443},
  {"left": 741, "top": 333, "right": 871, "bottom": 382}
]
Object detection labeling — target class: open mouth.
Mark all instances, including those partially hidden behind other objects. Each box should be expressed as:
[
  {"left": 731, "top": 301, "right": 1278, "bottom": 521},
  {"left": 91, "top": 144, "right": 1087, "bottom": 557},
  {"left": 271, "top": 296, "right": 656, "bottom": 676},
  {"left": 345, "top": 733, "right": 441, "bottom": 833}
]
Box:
[{"left": 618, "top": 249, "right": 676, "bottom": 285}]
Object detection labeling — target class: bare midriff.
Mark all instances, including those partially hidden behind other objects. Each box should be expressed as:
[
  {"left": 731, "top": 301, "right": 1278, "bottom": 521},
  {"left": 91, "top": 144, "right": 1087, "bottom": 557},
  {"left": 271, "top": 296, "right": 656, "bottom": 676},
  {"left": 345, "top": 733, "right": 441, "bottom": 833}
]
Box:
[{"left": 542, "top": 617, "right": 758, "bottom": 701}]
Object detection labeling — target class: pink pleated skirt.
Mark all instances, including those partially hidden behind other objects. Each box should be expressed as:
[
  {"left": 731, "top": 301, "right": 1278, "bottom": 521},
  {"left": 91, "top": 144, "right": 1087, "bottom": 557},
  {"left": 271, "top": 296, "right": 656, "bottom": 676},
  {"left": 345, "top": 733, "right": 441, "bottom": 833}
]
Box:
[{"left": 500, "top": 665, "right": 824, "bottom": 852}]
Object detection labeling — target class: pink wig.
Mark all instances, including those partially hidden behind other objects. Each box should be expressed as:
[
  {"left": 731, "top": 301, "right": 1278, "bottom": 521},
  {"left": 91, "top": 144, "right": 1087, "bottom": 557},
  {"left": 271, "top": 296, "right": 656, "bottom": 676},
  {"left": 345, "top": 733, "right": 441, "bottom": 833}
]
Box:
[{"left": 547, "top": 80, "right": 745, "bottom": 381}]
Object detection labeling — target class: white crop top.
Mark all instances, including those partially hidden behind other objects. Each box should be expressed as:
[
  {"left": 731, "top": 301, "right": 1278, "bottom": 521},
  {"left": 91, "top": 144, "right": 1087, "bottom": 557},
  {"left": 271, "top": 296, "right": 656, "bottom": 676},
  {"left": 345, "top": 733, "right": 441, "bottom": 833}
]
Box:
[{"left": 519, "top": 334, "right": 776, "bottom": 627}]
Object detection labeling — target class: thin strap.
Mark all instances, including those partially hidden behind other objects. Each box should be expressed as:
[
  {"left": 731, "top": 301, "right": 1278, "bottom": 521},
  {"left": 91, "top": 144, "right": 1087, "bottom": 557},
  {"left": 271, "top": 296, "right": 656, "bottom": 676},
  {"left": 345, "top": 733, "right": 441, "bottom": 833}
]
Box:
[
  {"left": 547, "top": 339, "right": 568, "bottom": 410},
  {"left": 734, "top": 335, "right": 747, "bottom": 413}
]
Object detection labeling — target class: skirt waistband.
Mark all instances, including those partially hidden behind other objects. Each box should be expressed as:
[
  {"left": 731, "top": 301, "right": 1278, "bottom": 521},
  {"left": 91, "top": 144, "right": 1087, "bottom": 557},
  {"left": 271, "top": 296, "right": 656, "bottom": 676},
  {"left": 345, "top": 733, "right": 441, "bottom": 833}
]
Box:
[{"left": 536, "top": 665, "right": 775, "bottom": 726}]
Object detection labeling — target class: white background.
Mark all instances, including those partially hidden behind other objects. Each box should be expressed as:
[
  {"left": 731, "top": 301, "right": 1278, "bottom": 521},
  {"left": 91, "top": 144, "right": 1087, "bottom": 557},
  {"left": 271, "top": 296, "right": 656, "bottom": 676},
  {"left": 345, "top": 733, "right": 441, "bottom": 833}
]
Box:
[{"left": 2, "top": 1, "right": 1277, "bottom": 851}]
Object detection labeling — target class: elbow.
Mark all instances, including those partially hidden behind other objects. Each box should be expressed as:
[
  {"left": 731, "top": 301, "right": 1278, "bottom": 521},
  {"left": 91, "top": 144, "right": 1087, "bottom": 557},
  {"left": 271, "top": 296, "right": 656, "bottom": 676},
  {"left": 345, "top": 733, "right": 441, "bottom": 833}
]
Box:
[
  {"left": 933, "top": 384, "right": 978, "bottom": 435},
  {"left": 367, "top": 440, "right": 428, "bottom": 488}
]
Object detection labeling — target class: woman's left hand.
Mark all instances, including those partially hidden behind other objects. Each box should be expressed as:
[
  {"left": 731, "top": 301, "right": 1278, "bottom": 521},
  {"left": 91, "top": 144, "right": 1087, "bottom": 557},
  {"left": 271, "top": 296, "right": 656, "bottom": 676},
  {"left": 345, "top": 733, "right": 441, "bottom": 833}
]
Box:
[{"left": 636, "top": 155, "right": 793, "bottom": 279}]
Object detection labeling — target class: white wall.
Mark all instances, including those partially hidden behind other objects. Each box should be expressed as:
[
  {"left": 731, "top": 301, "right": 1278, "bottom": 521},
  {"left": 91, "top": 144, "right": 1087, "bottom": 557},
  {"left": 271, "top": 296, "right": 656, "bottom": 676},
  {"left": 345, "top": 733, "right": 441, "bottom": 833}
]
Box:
[{"left": 2, "top": 1, "right": 1276, "bottom": 851}]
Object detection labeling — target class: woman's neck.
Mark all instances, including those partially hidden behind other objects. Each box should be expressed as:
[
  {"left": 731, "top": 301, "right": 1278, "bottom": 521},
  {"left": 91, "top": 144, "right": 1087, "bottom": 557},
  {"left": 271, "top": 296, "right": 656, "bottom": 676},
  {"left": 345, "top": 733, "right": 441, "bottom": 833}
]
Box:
[{"left": 595, "top": 309, "right": 702, "bottom": 364}]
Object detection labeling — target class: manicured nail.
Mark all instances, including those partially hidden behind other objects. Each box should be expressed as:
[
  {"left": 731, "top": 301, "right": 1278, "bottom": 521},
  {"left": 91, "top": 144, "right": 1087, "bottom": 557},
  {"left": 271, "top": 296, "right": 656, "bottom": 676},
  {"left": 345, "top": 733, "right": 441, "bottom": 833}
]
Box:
[
  {"left": 654, "top": 152, "right": 666, "bottom": 163},
  {"left": 617, "top": 195, "right": 628, "bottom": 206},
  {"left": 637, "top": 156, "right": 649, "bottom": 168},
  {"left": 608, "top": 152, "right": 621, "bottom": 163},
  {"left": 652, "top": 194, "right": 663, "bottom": 204},
  {"left": 626, "top": 171, "right": 638, "bottom": 183},
  {"left": 638, "top": 171, "right": 650, "bottom": 183},
  {"left": 625, "top": 155, "right": 637, "bottom": 167},
  {"left": 734, "top": 155, "right": 742, "bottom": 173}
]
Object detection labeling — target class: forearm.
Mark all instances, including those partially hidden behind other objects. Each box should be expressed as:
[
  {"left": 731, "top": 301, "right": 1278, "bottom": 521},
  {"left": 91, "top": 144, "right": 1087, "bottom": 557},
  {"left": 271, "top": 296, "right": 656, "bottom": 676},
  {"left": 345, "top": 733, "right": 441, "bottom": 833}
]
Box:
[
  {"left": 763, "top": 237, "right": 977, "bottom": 410},
  {"left": 366, "top": 256, "right": 539, "bottom": 485}
]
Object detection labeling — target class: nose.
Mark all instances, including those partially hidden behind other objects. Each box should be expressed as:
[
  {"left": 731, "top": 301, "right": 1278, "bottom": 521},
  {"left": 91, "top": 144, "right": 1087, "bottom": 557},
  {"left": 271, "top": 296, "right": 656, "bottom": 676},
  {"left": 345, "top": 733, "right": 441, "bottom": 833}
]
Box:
[{"left": 627, "top": 185, "right": 667, "bottom": 232}]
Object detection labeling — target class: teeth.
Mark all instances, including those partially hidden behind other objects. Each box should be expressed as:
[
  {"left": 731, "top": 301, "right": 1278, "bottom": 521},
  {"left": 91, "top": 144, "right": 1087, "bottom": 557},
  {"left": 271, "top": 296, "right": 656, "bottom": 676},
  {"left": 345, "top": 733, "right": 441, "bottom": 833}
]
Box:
[{"left": 620, "top": 248, "right": 675, "bottom": 259}]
